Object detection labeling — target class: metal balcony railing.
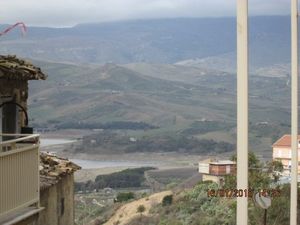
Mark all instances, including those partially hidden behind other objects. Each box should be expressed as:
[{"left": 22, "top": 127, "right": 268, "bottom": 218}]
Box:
[{"left": 0, "top": 133, "right": 40, "bottom": 219}]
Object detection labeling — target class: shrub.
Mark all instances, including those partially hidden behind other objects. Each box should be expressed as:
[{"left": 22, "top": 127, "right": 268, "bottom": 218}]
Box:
[
  {"left": 162, "top": 195, "right": 173, "bottom": 206},
  {"left": 137, "top": 205, "right": 146, "bottom": 214},
  {"left": 115, "top": 192, "right": 135, "bottom": 202}
]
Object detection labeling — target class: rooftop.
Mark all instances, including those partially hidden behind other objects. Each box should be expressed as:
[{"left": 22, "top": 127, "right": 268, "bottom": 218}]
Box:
[
  {"left": 272, "top": 134, "right": 300, "bottom": 147},
  {"left": 199, "top": 160, "right": 236, "bottom": 165},
  {"left": 40, "top": 152, "right": 81, "bottom": 190},
  {"left": 0, "top": 55, "right": 47, "bottom": 80},
  {"left": 209, "top": 160, "right": 236, "bottom": 165}
]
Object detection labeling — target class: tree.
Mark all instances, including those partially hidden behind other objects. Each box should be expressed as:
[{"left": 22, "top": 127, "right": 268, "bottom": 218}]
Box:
[
  {"left": 226, "top": 152, "right": 271, "bottom": 189},
  {"left": 230, "top": 151, "right": 261, "bottom": 168},
  {"left": 162, "top": 195, "right": 173, "bottom": 206},
  {"left": 116, "top": 192, "right": 135, "bottom": 202},
  {"left": 267, "top": 160, "right": 283, "bottom": 182},
  {"left": 137, "top": 205, "right": 146, "bottom": 220},
  {"left": 137, "top": 205, "right": 146, "bottom": 217}
]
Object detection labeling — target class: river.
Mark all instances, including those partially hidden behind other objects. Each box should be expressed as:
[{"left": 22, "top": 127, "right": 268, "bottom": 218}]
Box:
[
  {"left": 40, "top": 138, "right": 77, "bottom": 147},
  {"left": 40, "top": 138, "right": 158, "bottom": 169}
]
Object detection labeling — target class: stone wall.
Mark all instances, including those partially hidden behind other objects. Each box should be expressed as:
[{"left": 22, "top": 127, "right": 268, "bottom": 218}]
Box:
[
  {"left": 0, "top": 79, "right": 28, "bottom": 133},
  {"left": 38, "top": 174, "right": 75, "bottom": 225},
  {"left": 14, "top": 174, "right": 75, "bottom": 225}
]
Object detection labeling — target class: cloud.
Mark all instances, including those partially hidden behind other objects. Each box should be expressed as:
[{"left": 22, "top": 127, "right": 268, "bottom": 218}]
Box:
[{"left": 0, "top": 0, "right": 290, "bottom": 27}]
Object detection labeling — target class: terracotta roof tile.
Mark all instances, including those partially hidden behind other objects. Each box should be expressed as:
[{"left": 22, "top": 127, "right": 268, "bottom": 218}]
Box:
[
  {"left": 39, "top": 152, "right": 81, "bottom": 190},
  {"left": 272, "top": 134, "right": 300, "bottom": 147},
  {"left": 0, "top": 55, "right": 47, "bottom": 80}
]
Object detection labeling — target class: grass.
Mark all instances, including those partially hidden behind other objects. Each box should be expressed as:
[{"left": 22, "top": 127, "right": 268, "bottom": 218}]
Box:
[
  {"left": 195, "top": 130, "right": 235, "bottom": 144},
  {"left": 75, "top": 191, "right": 117, "bottom": 225}
]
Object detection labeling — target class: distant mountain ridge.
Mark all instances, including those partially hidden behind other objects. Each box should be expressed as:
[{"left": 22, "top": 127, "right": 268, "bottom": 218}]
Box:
[{"left": 0, "top": 16, "right": 292, "bottom": 73}]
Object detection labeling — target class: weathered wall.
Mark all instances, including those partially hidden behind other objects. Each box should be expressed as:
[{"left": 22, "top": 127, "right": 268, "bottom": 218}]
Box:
[
  {"left": 0, "top": 79, "right": 28, "bottom": 101},
  {"left": 38, "top": 184, "right": 59, "bottom": 225},
  {"left": 14, "top": 174, "right": 75, "bottom": 225},
  {"left": 209, "top": 164, "right": 236, "bottom": 176},
  {"left": 0, "top": 79, "right": 28, "bottom": 132},
  {"left": 203, "top": 174, "right": 222, "bottom": 184},
  {"left": 37, "top": 174, "right": 75, "bottom": 225},
  {"left": 57, "top": 174, "right": 75, "bottom": 225}
]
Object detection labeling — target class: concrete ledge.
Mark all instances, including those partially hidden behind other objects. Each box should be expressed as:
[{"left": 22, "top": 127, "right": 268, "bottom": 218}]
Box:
[{"left": 0, "top": 207, "right": 44, "bottom": 225}]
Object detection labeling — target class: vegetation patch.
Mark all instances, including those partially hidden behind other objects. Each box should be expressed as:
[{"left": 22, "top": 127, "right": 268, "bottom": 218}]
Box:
[
  {"left": 75, "top": 167, "right": 155, "bottom": 192},
  {"left": 123, "top": 153, "right": 293, "bottom": 225},
  {"left": 116, "top": 192, "right": 135, "bottom": 202},
  {"left": 181, "top": 121, "right": 233, "bottom": 135},
  {"left": 57, "top": 121, "right": 158, "bottom": 130},
  {"left": 125, "top": 135, "right": 235, "bottom": 154}
]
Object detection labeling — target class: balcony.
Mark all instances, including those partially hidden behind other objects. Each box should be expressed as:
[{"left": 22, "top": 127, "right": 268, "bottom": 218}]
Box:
[{"left": 0, "top": 133, "right": 42, "bottom": 224}]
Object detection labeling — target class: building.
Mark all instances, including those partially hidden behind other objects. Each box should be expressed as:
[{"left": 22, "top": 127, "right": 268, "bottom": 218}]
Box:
[
  {"left": 0, "top": 55, "right": 47, "bottom": 136},
  {"left": 38, "top": 152, "right": 80, "bottom": 225},
  {"left": 198, "top": 160, "right": 236, "bottom": 186},
  {"left": 0, "top": 55, "right": 80, "bottom": 225},
  {"left": 272, "top": 134, "right": 300, "bottom": 175}
]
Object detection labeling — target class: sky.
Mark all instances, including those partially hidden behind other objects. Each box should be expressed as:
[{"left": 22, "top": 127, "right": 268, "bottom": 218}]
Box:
[{"left": 0, "top": 0, "right": 290, "bottom": 27}]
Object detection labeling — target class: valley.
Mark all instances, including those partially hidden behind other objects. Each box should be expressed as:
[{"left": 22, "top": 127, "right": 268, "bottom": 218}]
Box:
[
  {"left": 0, "top": 10, "right": 297, "bottom": 225},
  {"left": 30, "top": 59, "right": 290, "bottom": 159}
]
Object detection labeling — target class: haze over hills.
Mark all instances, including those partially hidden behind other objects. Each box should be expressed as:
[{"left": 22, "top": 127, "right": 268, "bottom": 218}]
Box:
[
  {"left": 3, "top": 15, "right": 290, "bottom": 157},
  {"left": 0, "top": 16, "right": 292, "bottom": 74}
]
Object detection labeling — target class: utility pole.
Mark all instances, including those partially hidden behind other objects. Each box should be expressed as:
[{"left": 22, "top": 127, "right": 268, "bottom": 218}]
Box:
[
  {"left": 290, "top": 0, "right": 298, "bottom": 224},
  {"left": 236, "top": 0, "right": 248, "bottom": 224}
]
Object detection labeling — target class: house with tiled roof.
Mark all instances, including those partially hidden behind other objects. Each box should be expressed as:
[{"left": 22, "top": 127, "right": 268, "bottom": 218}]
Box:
[
  {"left": 0, "top": 55, "right": 47, "bottom": 137},
  {"left": 272, "top": 134, "right": 300, "bottom": 174},
  {"left": 38, "top": 152, "right": 80, "bottom": 225},
  {"left": 199, "top": 160, "right": 236, "bottom": 186},
  {"left": 0, "top": 55, "right": 80, "bottom": 225}
]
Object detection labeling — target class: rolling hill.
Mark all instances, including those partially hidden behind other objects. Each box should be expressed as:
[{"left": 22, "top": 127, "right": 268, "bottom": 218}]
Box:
[
  {"left": 29, "top": 60, "right": 291, "bottom": 125},
  {"left": 5, "top": 16, "right": 291, "bottom": 156},
  {"left": 28, "top": 61, "right": 236, "bottom": 126},
  {"left": 0, "top": 16, "right": 293, "bottom": 74},
  {"left": 27, "top": 60, "right": 291, "bottom": 157}
]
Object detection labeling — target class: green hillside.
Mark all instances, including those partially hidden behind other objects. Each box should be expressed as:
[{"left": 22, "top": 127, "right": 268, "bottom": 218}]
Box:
[{"left": 27, "top": 60, "right": 291, "bottom": 157}]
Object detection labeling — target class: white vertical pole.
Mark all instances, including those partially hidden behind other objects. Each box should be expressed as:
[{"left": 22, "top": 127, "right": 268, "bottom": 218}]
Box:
[
  {"left": 237, "top": 0, "right": 248, "bottom": 224},
  {"left": 290, "top": 0, "right": 298, "bottom": 224}
]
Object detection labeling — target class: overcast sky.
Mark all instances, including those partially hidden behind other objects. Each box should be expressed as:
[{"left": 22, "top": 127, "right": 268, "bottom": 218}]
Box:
[{"left": 0, "top": 0, "right": 290, "bottom": 27}]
